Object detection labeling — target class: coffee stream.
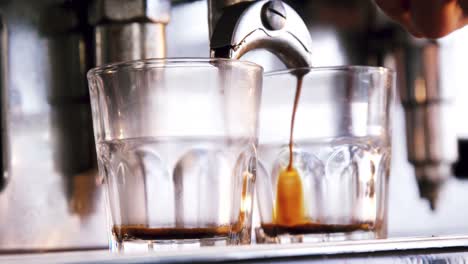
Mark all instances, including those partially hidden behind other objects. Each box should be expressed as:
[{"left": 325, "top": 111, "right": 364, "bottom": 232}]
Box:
[{"left": 275, "top": 75, "right": 306, "bottom": 226}]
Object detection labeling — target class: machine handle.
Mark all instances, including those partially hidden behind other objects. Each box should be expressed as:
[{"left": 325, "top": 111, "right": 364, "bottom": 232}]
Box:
[{"left": 210, "top": 0, "right": 313, "bottom": 68}]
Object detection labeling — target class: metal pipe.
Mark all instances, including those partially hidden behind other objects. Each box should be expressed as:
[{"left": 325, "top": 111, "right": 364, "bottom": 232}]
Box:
[{"left": 89, "top": 0, "right": 170, "bottom": 65}]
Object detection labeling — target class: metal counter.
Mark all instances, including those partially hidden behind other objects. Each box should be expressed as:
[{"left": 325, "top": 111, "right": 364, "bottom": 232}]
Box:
[{"left": 3, "top": 235, "right": 468, "bottom": 263}]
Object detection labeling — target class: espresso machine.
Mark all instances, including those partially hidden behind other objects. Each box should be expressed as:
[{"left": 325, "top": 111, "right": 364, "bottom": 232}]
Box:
[{"left": 2, "top": 0, "right": 468, "bottom": 256}]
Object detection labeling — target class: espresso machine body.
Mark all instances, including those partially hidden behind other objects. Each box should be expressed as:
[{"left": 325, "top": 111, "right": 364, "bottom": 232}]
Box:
[
  {"left": 0, "top": 0, "right": 104, "bottom": 251},
  {"left": 0, "top": 0, "right": 169, "bottom": 251}
]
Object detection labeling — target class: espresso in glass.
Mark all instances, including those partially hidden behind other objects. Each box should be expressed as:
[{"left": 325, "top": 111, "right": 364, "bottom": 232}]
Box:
[{"left": 256, "top": 66, "right": 394, "bottom": 243}]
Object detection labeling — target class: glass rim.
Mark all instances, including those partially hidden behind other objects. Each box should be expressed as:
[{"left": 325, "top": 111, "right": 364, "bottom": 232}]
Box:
[
  {"left": 264, "top": 65, "right": 395, "bottom": 77},
  {"left": 87, "top": 57, "right": 263, "bottom": 77}
]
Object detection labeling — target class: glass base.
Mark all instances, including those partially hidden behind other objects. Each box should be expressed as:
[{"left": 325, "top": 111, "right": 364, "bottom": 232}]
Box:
[
  {"left": 110, "top": 236, "right": 237, "bottom": 253},
  {"left": 255, "top": 227, "right": 382, "bottom": 244}
]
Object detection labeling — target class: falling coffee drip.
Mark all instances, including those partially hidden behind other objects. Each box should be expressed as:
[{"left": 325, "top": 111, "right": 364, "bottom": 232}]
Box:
[
  {"left": 288, "top": 74, "right": 304, "bottom": 170},
  {"left": 275, "top": 73, "right": 306, "bottom": 227}
]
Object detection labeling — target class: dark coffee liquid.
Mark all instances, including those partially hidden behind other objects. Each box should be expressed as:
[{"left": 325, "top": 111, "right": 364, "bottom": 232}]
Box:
[
  {"left": 113, "top": 179, "right": 248, "bottom": 241},
  {"left": 113, "top": 225, "right": 233, "bottom": 241},
  {"left": 261, "top": 222, "right": 374, "bottom": 237}
]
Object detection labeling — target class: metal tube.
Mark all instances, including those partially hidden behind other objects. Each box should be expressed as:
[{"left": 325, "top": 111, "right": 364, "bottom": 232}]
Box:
[{"left": 89, "top": 0, "right": 170, "bottom": 65}]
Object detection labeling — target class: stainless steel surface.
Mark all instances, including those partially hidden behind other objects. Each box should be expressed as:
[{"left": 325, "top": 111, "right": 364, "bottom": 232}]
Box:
[
  {"left": 0, "top": 0, "right": 107, "bottom": 251},
  {"left": 90, "top": 0, "right": 170, "bottom": 65},
  {"left": 396, "top": 40, "right": 457, "bottom": 209},
  {"left": 94, "top": 23, "right": 166, "bottom": 65},
  {"left": 3, "top": 236, "right": 468, "bottom": 263},
  {"left": 89, "top": 0, "right": 170, "bottom": 24},
  {"left": 209, "top": 0, "right": 313, "bottom": 68},
  {"left": 260, "top": 0, "right": 286, "bottom": 31}
]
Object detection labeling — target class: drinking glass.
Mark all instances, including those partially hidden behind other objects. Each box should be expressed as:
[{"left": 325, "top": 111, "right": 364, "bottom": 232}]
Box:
[
  {"left": 255, "top": 66, "right": 394, "bottom": 243},
  {"left": 87, "top": 58, "right": 263, "bottom": 252}
]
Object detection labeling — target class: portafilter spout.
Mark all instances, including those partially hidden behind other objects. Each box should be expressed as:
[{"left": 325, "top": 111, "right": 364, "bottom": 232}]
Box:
[{"left": 209, "top": 0, "right": 313, "bottom": 68}]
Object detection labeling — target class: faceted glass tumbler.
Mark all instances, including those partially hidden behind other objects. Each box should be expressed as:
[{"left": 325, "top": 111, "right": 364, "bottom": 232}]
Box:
[
  {"left": 87, "top": 59, "right": 263, "bottom": 252},
  {"left": 256, "top": 66, "right": 395, "bottom": 243}
]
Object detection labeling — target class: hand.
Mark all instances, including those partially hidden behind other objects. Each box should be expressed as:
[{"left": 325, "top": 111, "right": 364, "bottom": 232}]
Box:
[{"left": 375, "top": 0, "right": 468, "bottom": 38}]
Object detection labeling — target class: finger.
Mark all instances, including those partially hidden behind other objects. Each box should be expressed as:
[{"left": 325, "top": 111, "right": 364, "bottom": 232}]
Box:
[{"left": 410, "top": 0, "right": 464, "bottom": 38}]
